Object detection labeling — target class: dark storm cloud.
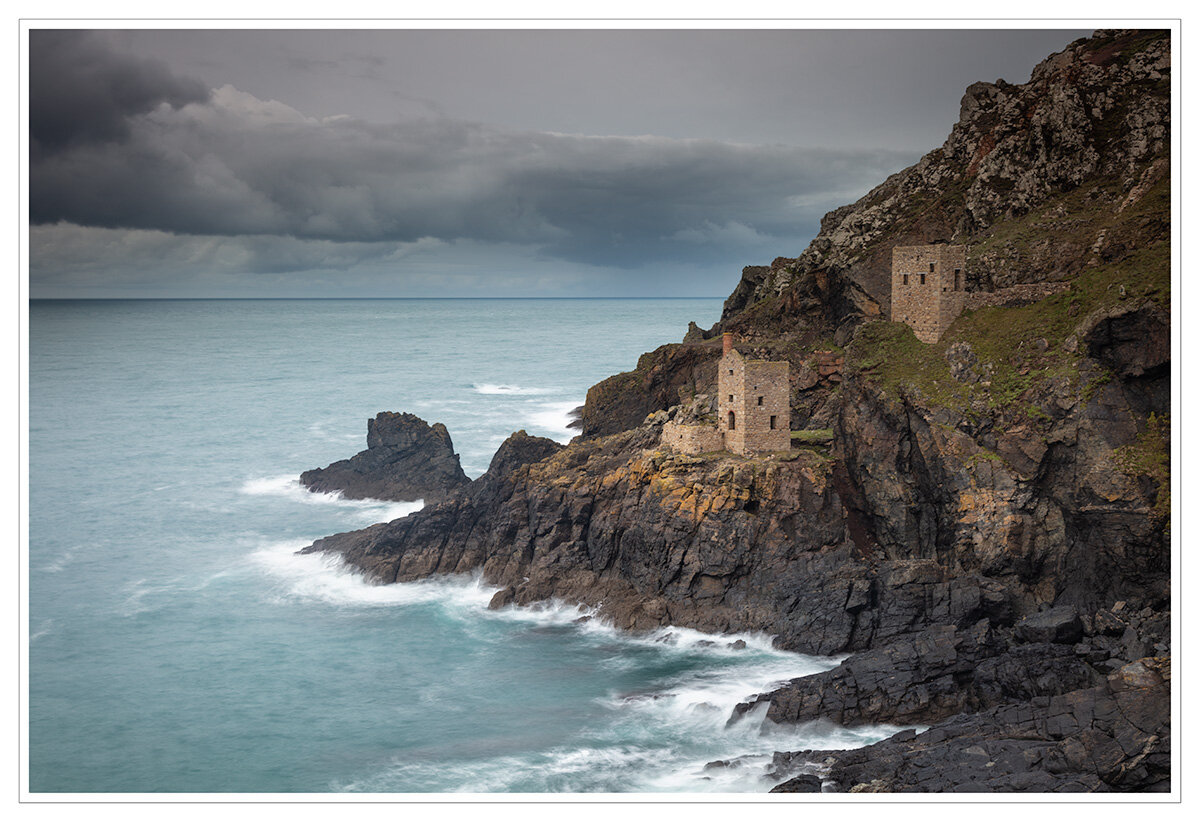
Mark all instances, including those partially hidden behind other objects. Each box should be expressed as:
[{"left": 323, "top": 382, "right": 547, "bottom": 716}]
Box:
[
  {"left": 30, "top": 30, "right": 211, "bottom": 154},
  {"left": 30, "top": 83, "right": 912, "bottom": 267},
  {"left": 29, "top": 28, "right": 1099, "bottom": 296}
]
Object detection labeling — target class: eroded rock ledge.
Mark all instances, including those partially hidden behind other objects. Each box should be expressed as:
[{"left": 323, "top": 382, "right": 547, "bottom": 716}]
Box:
[{"left": 769, "top": 657, "right": 1169, "bottom": 793}]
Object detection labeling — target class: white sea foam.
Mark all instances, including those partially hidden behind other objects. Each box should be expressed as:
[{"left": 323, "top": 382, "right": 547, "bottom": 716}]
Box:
[
  {"left": 304, "top": 419, "right": 360, "bottom": 443},
  {"left": 118, "top": 578, "right": 161, "bottom": 617},
  {"left": 340, "top": 660, "right": 908, "bottom": 793},
  {"left": 239, "top": 474, "right": 423, "bottom": 525},
  {"left": 524, "top": 400, "right": 581, "bottom": 442},
  {"left": 484, "top": 596, "right": 603, "bottom": 628},
  {"left": 250, "top": 541, "right": 499, "bottom": 610},
  {"left": 472, "top": 383, "right": 555, "bottom": 396},
  {"left": 485, "top": 601, "right": 818, "bottom": 665}
]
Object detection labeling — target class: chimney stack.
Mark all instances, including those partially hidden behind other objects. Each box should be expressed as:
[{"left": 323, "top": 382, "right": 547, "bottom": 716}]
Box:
[{"left": 722, "top": 332, "right": 733, "bottom": 355}]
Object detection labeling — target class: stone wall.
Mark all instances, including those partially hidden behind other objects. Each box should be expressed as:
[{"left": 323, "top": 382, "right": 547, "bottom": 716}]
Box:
[
  {"left": 891, "top": 244, "right": 967, "bottom": 343},
  {"left": 964, "top": 281, "right": 1071, "bottom": 310},
  {"left": 660, "top": 421, "right": 725, "bottom": 455}
]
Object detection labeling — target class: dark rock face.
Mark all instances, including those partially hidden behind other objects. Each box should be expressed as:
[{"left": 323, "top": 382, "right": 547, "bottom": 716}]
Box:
[
  {"left": 579, "top": 343, "right": 721, "bottom": 439},
  {"left": 299, "top": 412, "right": 469, "bottom": 503},
  {"left": 1014, "top": 606, "right": 1084, "bottom": 645},
  {"left": 720, "top": 264, "right": 772, "bottom": 322},
  {"left": 305, "top": 424, "right": 874, "bottom": 649},
  {"left": 1080, "top": 300, "right": 1170, "bottom": 379},
  {"left": 770, "top": 658, "right": 1170, "bottom": 793},
  {"left": 732, "top": 621, "right": 1102, "bottom": 729},
  {"left": 484, "top": 429, "right": 565, "bottom": 479},
  {"left": 770, "top": 773, "right": 822, "bottom": 793},
  {"left": 835, "top": 361, "right": 1168, "bottom": 616}
]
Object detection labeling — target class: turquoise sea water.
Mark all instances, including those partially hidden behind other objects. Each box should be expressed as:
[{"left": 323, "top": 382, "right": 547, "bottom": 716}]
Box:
[{"left": 28, "top": 299, "right": 901, "bottom": 794}]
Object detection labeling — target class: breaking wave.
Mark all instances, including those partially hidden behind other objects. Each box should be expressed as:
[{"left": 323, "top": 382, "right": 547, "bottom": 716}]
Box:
[
  {"left": 239, "top": 474, "right": 423, "bottom": 525},
  {"left": 472, "top": 383, "right": 555, "bottom": 396}
]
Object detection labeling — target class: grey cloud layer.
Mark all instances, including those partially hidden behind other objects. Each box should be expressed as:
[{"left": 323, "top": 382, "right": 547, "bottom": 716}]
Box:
[
  {"left": 30, "top": 30, "right": 210, "bottom": 154},
  {"left": 31, "top": 84, "right": 912, "bottom": 266},
  {"left": 30, "top": 33, "right": 915, "bottom": 270}
]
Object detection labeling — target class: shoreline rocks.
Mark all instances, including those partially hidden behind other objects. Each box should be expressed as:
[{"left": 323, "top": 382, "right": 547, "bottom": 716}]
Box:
[{"left": 769, "top": 657, "right": 1169, "bottom": 793}]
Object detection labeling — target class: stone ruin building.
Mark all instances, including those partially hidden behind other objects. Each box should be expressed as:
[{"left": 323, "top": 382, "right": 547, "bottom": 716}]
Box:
[
  {"left": 661, "top": 333, "right": 790, "bottom": 456},
  {"left": 891, "top": 243, "right": 967, "bottom": 343}
]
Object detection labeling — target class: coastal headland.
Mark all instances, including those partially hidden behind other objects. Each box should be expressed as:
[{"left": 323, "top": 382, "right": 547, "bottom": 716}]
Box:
[{"left": 301, "top": 30, "right": 1171, "bottom": 792}]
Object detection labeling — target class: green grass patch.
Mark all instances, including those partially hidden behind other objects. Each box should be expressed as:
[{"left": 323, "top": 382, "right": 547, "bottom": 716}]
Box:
[
  {"left": 966, "top": 449, "right": 1005, "bottom": 469},
  {"left": 791, "top": 429, "right": 834, "bottom": 445},
  {"left": 846, "top": 321, "right": 978, "bottom": 415}
]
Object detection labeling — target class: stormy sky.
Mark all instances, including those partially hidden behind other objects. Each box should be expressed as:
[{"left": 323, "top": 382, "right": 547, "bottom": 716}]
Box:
[{"left": 28, "top": 27, "right": 1089, "bottom": 298}]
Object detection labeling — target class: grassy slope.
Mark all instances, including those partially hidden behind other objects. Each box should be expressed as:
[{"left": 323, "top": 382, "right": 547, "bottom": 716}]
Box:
[{"left": 847, "top": 174, "right": 1168, "bottom": 418}]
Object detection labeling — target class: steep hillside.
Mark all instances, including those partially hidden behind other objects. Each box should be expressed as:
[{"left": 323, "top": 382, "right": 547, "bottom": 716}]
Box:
[{"left": 718, "top": 29, "right": 1169, "bottom": 324}]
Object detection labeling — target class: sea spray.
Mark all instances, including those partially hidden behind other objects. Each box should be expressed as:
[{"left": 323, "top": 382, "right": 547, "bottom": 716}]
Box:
[
  {"left": 524, "top": 400, "right": 583, "bottom": 442},
  {"left": 472, "top": 383, "right": 557, "bottom": 396},
  {"left": 240, "top": 474, "right": 424, "bottom": 526}
]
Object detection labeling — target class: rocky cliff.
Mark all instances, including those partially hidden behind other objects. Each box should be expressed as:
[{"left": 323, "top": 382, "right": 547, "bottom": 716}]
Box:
[
  {"left": 301, "top": 30, "right": 1171, "bottom": 792},
  {"left": 300, "top": 411, "right": 469, "bottom": 502}
]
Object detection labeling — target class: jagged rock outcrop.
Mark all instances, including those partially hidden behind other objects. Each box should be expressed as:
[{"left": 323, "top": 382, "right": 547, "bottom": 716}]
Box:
[
  {"left": 580, "top": 268, "right": 877, "bottom": 439},
  {"left": 484, "top": 428, "right": 565, "bottom": 479},
  {"left": 299, "top": 412, "right": 469, "bottom": 503},
  {"left": 580, "top": 342, "right": 722, "bottom": 438},
  {"left": 730, "top": 605, "right": 1171, "bottom": 732},
  {"left": 770, "top": 657, "right": 1169, "bottom": 793}
]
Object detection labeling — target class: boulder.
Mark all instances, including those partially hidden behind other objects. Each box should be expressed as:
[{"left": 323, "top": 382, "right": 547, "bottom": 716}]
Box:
[{"left": 1015, "top": 606, "right": 1085, "bottom": 645}]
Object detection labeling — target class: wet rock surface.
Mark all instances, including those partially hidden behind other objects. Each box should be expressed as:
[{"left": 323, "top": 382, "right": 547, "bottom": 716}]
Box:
[
  {"left": 770, "top": 658, "right": 1170, "bottom": 793},
  {"left": 299, "top": 411, "right": 469, "bottom": 503}
]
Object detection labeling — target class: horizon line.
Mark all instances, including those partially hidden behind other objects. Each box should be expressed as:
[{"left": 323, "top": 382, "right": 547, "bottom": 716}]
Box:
[{"left": 29, "top": 295, "right": 725, "bottom": 301}]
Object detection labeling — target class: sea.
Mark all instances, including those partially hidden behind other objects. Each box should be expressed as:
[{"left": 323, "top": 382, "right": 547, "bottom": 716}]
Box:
[{"left": 27, "top": 298, "right": 904, "bottom": 794}]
